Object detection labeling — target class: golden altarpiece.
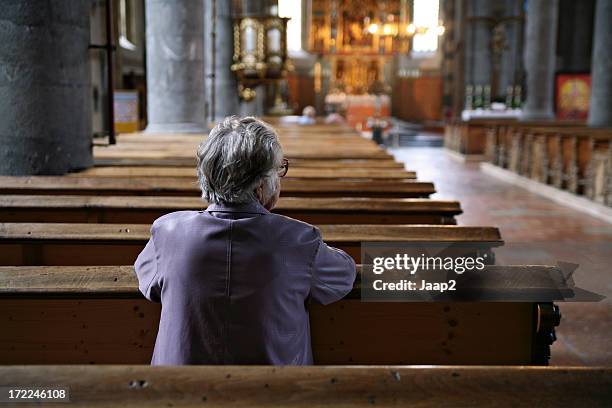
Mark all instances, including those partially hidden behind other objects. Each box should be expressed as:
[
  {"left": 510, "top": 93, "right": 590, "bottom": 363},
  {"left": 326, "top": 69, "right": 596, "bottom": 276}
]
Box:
[{"left": 308, "top": 0, "right": 410, "bottom": 94}]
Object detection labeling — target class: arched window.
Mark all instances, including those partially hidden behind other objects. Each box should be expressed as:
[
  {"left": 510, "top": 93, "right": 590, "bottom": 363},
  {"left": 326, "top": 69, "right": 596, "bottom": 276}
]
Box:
[
  {"left": 412, "top": 0, "right": 440, "bottom": 54},
  {"left": 278, "top": 0, "right": 302, "bottom": 53}
]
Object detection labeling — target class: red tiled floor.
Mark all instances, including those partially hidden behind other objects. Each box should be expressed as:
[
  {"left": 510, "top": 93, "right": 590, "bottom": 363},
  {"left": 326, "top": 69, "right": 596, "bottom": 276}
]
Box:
[{"left": 391, "top": 147, "right": 612, "bottom": 366}]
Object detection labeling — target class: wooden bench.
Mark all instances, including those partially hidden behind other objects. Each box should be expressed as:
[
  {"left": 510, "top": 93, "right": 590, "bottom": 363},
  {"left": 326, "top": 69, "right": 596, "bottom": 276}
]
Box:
[
  {"left": 445, "top": 119, "right": 583, "bottom": 157},
  {"left": 94, "top": 125, "right": 395, "bottom": 161},
  {"left": 484, "top": 124, "right": 612, "bottom": 205},
  {"left": 445, "top": 118, "right": 519, "bottom": 157},
  {"left": 0, "top": 195, "right": 462, "bottom": 225},
  {"left": 0, "top": 265, "right": 560, "bottom": 365},
  {"left": 0, "top": 223, "right": 502, "bottom": 265},
  {"left": 2, "top": 365, "right": 609, "bottom": 407},
  {"left": 94, "top": 157, "right": 407, "bottom": 169},
  {"left": 73, "top": 166, "right": 416, "bottom": 179},
  {"left": 0, "top": 177, "right": 437, "bottom": 198},
  {"left": 95, "top": 145, "right": 393, "bottom": 161},
  {"left": 0, "top": 121, "right": 563, "bottom": 368}
]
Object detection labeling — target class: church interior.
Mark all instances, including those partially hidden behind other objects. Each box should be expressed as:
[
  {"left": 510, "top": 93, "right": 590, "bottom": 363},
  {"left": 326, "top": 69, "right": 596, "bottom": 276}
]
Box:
[{"left": 0, "top": 0, "right": 611, "bottom": 405}]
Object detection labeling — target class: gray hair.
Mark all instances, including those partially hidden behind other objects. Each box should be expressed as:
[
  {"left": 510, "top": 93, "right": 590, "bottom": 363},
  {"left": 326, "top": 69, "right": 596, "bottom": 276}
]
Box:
[{"left": 196, "top": 116, "right": 282, "bottom": 204}]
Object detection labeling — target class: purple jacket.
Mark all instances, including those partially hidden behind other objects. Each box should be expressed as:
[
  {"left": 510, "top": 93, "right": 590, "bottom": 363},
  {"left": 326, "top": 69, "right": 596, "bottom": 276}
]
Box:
[{"left": 134, "top": 201, "right": 356, "bottom": 365}]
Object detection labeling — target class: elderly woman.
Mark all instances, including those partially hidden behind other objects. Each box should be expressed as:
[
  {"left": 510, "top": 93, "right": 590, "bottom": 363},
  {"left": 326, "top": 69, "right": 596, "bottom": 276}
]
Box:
[{"left": 135, "top": 116, "right": 356, "bottom": 365}]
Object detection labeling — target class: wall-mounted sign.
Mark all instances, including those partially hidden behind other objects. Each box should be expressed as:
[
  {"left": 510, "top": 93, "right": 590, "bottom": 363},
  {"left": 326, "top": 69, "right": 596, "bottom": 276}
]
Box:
[
  {"left": 114, "top": 90, "right": 139, "bottom": 133},
  {"left": 556, "top": 73, "right": 591, "bottom": 120}
]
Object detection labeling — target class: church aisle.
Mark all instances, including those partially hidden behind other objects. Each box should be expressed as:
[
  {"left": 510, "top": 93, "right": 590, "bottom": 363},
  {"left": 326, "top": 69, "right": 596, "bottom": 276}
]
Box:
[{"left": 391, "top": 146, "right": 612, "bottom": 366}]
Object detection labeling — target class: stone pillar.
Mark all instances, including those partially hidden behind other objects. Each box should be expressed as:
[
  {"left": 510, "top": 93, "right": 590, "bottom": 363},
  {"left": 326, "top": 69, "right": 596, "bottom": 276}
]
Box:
[
  {"left": 239, "top": 0, "right": 270, "bottom": 116},
  {"left": 498, "top": 0, "right": 524, "bottom": 99},
  {"left": 520, "top": 0, "right": 559, "bottom": 121},
  {"left": 452, "top": 0, "right": 466, "bottom": 115},
  {"left": 557, "top": 0, "right": 595, "bottom": 72},
  {"left": 465, "top": 0, "right": 493, "bottom": 89},
  {"left": 587, "top": 0, "right": 612, "bottom": 127},
  {"left": 0, "top": 0, "right": 93, "bottom": 175},
  {"left": 145, "top": 0, "right": 206, "bottom": 133},
  {"left": 204, "top": 0, "right": 240, "bottom": 122}
]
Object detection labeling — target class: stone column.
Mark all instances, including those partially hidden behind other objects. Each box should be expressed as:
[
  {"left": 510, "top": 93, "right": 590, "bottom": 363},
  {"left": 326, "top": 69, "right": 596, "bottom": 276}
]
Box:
[
  {"left": 520, "top": 0, "right": 559, "bottom": 121},
  {"left": 465, "top": 0, "right": 493, "bottom": 90},
  {"left": 0, "top": 0, "right": 93, "bottom": 175},
  {"left": 204, "top": 0, "right": 240, "bottom": 122},
  {"left": 145, "top": 0, "right": 206, "bottom": 133},
  {"left": 498, "top": 0, "right": 524, "bottom": 99},
  {"left": 452, "top": 0, "right": 466, "bottom": 115},
  {"left": 557, "top": 0, "right": 595, "bottom": 72},
  {"left": 587, "top": 0, "right": 612, "bottom": 127},
  {"left": 239, "top": 0, "right": 270, "bottom": 116}
]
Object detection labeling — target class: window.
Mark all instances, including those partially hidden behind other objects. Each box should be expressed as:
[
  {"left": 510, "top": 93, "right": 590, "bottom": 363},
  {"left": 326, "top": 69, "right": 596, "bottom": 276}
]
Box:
[
  {"left": 412, "top": 0, "right": 439, "bottom": 54},
  {"left": 278, "top": 0, "right": 302, "bottom": 52}
]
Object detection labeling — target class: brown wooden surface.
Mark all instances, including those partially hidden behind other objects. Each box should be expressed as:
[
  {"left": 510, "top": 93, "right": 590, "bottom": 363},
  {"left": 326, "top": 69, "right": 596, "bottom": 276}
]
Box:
[
  {"left": 95, "top": 146, "right": 391, "bottom": 161},
  {"left": 393, "top": 76, "right": 443, "bottom": 121},
  {"left": 484, "top": 121, "right": 612, "bottom": 204},
  {"left": 0, "top": 121, "right": 547, "bottom": 368},
  {"left": 0, "top": 195, "right": 461, "bottom": 225},
  {"left": 0, "top": 365, "right": 610, "bottom": 407},
  {"left": 0, "top": 298, "right": 534, "bottom": 365},
  {"left": 74, "top": 166, "right": 416, "bottom": 179},
  {"left": 94, "top": 157, "right": 406, "bottom": 169},
  {"left": 511, "top": 125, "right": 612, "bottom": 138},
  {"left": 103, "top": 129, "right": 383, "bottom": 142},
  {"left": 0, "top": 265, "right": 535, "bottom": 365},
  {"left": 0, "top": 176, "right": 437, "bottom": 198},
  {"left": 0, "top": 223, "right": 502, "bottom": 242},
  {"left": 0, "top": 264, "right": 561, "bottom": 296},
  {"left": 0, "top": 265, "right": 537, "bottom": 365},
  {"left": 287, "top": 71, "right": 316, "bottom": 112},
  {"left": 0, "top": 223, "right": 502, "bottom": 265}
]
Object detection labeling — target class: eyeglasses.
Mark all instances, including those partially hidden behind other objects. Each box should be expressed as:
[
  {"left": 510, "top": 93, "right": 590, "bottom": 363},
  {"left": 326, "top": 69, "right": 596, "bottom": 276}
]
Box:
[{"left": 278, "top": 158, "right": 289, "bottom": 178}]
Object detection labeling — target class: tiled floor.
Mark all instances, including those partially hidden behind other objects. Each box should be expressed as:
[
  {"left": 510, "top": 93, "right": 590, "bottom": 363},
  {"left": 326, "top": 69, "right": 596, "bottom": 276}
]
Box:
[{"left": 390, "top": 147, "right": 612, "bottom": 366}]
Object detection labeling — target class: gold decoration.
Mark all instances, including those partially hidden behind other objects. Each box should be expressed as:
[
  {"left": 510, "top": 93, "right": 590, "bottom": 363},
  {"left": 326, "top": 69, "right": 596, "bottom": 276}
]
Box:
[
  {"left": 231, "top": 15, "right": 291, "bottom": 101},
  {"left": 238, "top": 85, "right": 257, "bottom": 102}
]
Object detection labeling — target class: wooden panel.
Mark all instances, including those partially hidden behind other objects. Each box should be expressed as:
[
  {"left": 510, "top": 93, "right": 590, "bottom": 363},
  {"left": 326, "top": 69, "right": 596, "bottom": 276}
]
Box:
[
  {"left": 0, "top": 196, "right": 461, "bottom": 225},
  {"left": 484, "top": 122, "right": 612, "bottom": 205},
  {"left": 0, "top": 298, "right": 533, "bottom": 365},
  {"left": 287, "top": 72, "right": 315, "bottom": 113},
  {"left": 0, "top": 176, "right": 437, "bottom": 198},
  {"left": 0, "top": 265, "right": 541, "bottom": 365},
  {"left": 393, "top": 76, "right": 443, "bottom": 122},
  {"left": 94, "top": 157, "right": 406, "bottom": 169},
  {"left": 0, "top": 223, "right": 502, "bottom": 265},
  {"left": 311, "top": 301, "right": 533, "bottom": 364},
  {"left": 73, "top": 166, "right": 416, "bottom": 179},
  {"left": 2, "top": 365, "right": 610, "bottom": 407},
  {"left": 0, "top": 223, "right": 502, "bottom": 242},
  {"left": 444, "top": 122, "right": 489, "bottom": 155}
]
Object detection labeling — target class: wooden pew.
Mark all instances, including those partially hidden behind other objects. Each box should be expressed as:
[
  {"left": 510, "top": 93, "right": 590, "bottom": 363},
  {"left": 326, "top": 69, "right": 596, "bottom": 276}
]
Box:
[
  {"left": 0, "top": 223, "right": 502, "bottom": 265},
  {"left": 94, "top": 124, "right": 395, "bottom": 161},
  {"left": 2, "top": 366, "right": 609, "bottom": 407},
  {"left": 445, "top": 118, "right": 515, "bottom": 157},
  {"left": 0, "top": 265, "right": 560, "bottom": 365},
  {"left": 73, "top": 166, "right": 416, "bottom": 179},
  {"left": 484, "top": 123, "right": 612, "bottom": 205},
  {"left": 445, "top": 118, "right": 583, "bottom": 158},
  {"left": 94, "top": 145, "right": 392, "bottom": 161},
  {"left": 0, "top": 176, "right": 437, "bottom": 198},
  {"left": 94, "top": 157, "right": 407, "bottom": 169},
  {"left": 0, "top": 122, "right": 562, "bottom": 367},
  {"left": 0, "top": 195, "right": 462, "bottom": 225}
]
